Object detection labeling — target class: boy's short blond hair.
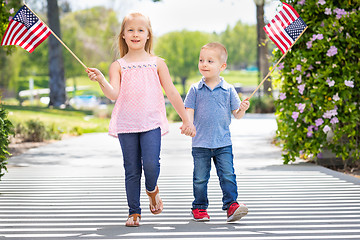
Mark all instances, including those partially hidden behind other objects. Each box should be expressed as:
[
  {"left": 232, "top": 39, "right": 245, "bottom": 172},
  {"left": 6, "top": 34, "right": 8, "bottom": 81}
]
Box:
[{"left": 201, "top": 42, "right": 228, "bottom": 63}]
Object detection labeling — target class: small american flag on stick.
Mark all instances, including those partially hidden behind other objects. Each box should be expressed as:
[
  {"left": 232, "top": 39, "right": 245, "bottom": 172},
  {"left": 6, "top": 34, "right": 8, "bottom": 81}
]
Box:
[
  {"left": 1, "top": 5, "right": 51, "bottom": 53},
  {"left": 248, "top": 2, "right": 307, "bottom": 99},
  {"left": 264, "top": 2, "right": 307, "bottom": 54}
]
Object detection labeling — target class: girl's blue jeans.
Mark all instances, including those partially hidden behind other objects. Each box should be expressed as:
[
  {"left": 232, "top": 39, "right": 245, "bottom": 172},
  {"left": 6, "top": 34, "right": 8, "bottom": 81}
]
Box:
[
  {"left": 118, "top": 127, "right": 161, "bottom": 215},
  {"left": 192, "top": 145, "right": 238, "bottom": 210}
]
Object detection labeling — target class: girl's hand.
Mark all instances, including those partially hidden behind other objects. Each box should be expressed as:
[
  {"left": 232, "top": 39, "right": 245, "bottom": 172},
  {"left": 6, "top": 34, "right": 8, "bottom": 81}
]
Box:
[
  {"left": 180, "top": 122, "right": 196, "bottom": 137},
  {"left": 86, "top": 68, "right": 105, "bottom": 83}
]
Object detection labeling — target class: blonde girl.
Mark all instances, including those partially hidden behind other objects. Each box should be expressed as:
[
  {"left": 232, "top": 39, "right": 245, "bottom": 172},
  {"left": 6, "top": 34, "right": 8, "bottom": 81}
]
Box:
[{"left": 87, "top": 12, "right": 196, "bottom": 227}]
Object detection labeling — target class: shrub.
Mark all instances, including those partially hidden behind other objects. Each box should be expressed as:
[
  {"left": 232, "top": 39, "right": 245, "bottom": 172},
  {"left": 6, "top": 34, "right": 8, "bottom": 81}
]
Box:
[
  {"left": 15, "top": 119, "right": 62, "bottom": 142},
  {"left": 274, "top": 0, "right": 360, "bottom": 164},
  {"left": 0, "top": 107, "right": 13, "bottom": 179}
]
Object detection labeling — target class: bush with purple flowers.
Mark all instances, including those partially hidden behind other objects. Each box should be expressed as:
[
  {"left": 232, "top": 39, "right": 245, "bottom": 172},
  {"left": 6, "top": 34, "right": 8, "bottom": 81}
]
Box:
[{"left": 274, "top": 0, "right": 359, "bottom": 164}]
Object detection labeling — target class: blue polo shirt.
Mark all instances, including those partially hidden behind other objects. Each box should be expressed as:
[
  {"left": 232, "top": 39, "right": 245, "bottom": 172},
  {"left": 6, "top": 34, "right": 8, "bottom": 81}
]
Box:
[{"left": 184, "top": 77, "right": 241, "bottom": 148}]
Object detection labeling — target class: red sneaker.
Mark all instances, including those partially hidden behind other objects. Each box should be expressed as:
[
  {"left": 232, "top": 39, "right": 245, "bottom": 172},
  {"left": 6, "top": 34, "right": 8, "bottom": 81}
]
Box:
[
  {"left": 227, "top": 202, "right": 248, "bottom": 222},
  {"left": 192, "top": 208, "right": 210, "bottom": 221}
]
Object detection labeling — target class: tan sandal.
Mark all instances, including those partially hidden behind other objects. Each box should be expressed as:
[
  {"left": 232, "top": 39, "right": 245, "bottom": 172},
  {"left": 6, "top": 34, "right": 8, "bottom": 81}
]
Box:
[
  {"left": 146, "top": 186, "right": 163, "bottom": 214},
  {"left": 125, "top": 213, "right": 141, "bottom": 227}
]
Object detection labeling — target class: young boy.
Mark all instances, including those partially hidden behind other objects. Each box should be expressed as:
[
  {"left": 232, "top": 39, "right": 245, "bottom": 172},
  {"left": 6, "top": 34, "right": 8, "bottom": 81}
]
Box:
[{"left": 184, "top": 42, "right": 250, "bottom": 222}]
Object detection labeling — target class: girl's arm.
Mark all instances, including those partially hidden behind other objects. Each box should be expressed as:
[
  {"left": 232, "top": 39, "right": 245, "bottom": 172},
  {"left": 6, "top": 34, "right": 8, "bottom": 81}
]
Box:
[
  {"left": 157, "top": 58, "right": 196, "bottom": 137},
  {"left": 86, "top": 61, "right": 121, "bottom": 101}
]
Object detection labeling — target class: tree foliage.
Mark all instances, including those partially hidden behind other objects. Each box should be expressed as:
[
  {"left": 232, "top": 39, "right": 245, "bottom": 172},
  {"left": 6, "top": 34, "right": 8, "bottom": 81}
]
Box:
[
  {"left": 221, "top": 21, "right": 257, "bottom": 69},
  {"left": 154, "top": 30, "right": 211, "bottom": 96},
  {"left": 274, "top": 0, "right": 360, "bottom": 164}
]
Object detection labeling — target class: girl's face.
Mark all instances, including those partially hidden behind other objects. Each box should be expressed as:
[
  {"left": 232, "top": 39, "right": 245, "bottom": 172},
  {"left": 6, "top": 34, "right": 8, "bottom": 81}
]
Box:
[{"left": 123, "top": 16, "right": 150, "bottom": 51}]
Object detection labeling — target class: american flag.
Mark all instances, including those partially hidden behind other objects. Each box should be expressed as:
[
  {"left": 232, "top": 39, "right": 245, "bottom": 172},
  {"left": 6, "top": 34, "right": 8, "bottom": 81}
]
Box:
[
  {"left": 1, "top": 5, "right": 51, "bottom": 53},
  {"left": 264, "top": 2, "right": 307, "bottom": 54}
]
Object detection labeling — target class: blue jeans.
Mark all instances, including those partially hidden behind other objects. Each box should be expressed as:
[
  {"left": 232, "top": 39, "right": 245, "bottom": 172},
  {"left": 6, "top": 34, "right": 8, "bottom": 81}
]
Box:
[
  {"left": 192, "top": 145, "right": 238, "bottom": 210},
  {"left": 118, "top": 128, "right": 161, "bottom": 215}
]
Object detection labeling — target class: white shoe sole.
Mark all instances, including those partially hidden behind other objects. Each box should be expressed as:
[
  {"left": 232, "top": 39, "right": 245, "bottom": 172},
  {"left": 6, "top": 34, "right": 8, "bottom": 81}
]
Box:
[{"left": 227, "top": 204, "right": 248, "bottom": 222}]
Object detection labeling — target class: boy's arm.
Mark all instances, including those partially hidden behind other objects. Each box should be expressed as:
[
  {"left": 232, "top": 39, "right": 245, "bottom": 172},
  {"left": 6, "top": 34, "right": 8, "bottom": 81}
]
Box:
[
  {"left": 233, "top": 98, "right": 250, "bottom": 119},
  {"left": 186, "top": 108, "right": 195, "bottom": 124}
]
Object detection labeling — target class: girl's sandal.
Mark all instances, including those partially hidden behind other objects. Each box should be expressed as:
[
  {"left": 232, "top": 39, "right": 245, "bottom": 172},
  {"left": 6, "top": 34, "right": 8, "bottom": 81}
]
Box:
[
  {"left": 146, "top": 186, "right": 163, "bottom": 214},
  {"left": 125, "top": 214, "right": 141, "bottom": 227}
]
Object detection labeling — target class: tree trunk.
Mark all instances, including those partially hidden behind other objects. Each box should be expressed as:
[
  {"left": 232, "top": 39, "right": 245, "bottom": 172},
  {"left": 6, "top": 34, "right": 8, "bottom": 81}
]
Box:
[
  {"left": 181, "top": 77, "right": 187, "bottom": 98},
  {"left": 256, "top": 1, "right": 272, "bottom": 96},
  {"left": 47, "top": 0, "right": 66, "bottom": 107}
]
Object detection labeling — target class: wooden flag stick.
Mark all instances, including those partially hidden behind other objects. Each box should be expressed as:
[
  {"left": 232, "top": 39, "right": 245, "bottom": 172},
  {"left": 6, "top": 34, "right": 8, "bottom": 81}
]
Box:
[
  {"left": 248, "top": 25, "right": 308, "bottom": 100},
  {"left": 24, "top": 3, "right": 104, "bottom": 87}
]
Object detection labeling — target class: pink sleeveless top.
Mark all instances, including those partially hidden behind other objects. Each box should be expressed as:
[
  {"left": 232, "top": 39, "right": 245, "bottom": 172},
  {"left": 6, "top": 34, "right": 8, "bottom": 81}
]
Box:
[{"left": 108, "top": 57, "right": 169, "bottom": 137}]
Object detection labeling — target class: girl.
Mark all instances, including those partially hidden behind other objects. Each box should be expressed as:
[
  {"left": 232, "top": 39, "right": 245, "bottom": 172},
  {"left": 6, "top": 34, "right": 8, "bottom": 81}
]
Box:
[{"left": 87, "top": 12, "right": 196, "bottom": 227}]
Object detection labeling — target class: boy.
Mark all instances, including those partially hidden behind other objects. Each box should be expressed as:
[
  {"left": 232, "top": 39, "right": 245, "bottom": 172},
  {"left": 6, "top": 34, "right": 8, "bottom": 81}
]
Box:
[{"left": 184, "top": 42, "right": 250, "bottom": 222}]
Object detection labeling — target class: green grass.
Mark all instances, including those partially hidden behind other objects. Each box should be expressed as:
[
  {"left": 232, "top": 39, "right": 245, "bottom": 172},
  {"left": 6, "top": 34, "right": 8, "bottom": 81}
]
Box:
[{"left": 4, "top": 105, "right": 109, "bottom": 134}]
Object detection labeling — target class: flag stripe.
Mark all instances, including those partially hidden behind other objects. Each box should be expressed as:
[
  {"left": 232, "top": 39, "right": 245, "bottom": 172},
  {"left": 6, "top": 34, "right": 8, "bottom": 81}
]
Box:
[
  {"left": 284, "top": 2, "right": 299, "bottom": 18},
  {"left": 23, "top": 22, "right": 44, "bottom": 51},
  {"left": 24, "top": 23, "right": 50, "bottom": 52},
  {"left": 271, "top": 19, "right": 293, "bottom": 47},
  {"left": 1, "top": 20, "right": 17, "bottom": 45},
  {"left": 9, "top": 23, "right": 24, "bottom": 45},
  {"left": 264, "top": 25, "right": 287, "bottom": 54}
]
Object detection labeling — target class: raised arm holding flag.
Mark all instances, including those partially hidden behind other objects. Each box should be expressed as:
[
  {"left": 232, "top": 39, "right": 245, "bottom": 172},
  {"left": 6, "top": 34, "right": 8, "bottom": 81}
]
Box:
[{"left": 249, "top": 2, "right": 308, "bottom": 99}]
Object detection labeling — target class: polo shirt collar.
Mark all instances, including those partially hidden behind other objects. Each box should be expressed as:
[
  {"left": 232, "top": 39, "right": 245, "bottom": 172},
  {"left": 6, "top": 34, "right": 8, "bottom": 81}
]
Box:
[{"left": 199, "top": 76, "right": 226, "bottom": 90}]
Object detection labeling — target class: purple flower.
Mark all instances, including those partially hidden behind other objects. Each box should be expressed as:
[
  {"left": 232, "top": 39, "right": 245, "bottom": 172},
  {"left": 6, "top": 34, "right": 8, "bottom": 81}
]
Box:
[
  {"left": 323, "top": 125, "right": 331, "bottom": 133},
  {"left": 279, "top": 92, "right": 286, "bottom": 100},
  {"left": 277, "top": 62, "right": 284, "bottom": 70},
  {"left": 296, "top": 64, "right": 302, "bottom": 71},
  {"left": 333, "top": 93, "right": 340, "bottom": 101},
  {"left": 317, "top": 153, "right": 323, "bottom": 159},
  {"left": 307, "top": 125, "right": 314, "bottom": 137},
  {"left": 325, "top": 8, "right": 332, "bottom": 15},
  {"left": 326, "top": 78, "right": 335, "bottom": 87},
  {"left": 296, "top": 103, "right": 306, "bottom": 113},
  {"left": 344, "top": 80, "right": 354, "bottom": 88},
  {"left": 326, "top": 46, "right": 338, "bottom": 57},
  {"left": 306, "top": 73, "right": 311, "bottom": 77},
  {"left": 9, "top": 8, "right": 14, "bottom": 14},
  {"left": 330, "top": 117, "right": 339, "bottom": 124},
  {"left": 298, "top": 84, "right": 305, "bottom": 95},
  {"left": 308, "top": 65, "right": 314, "bottom": 70},
  {"left": 8, "top": 16, "right": 12, "bottom": 21},
  {"left": 315, "top": 118, "right": 324, "bottom": 126},
  {"left": 318, "top": 0, "right": 326, "bottom": 5},
  {"left": 296, "top": 75, "right": 302, "bottom": 84},
  {"left": 317, "top": 34, "right": 324, "bottom": 40},
  {"left": 292, "top": 112, "right": 300, "bottom": 122},
  {"left": 323, "top": 109, "right": 337, "bottom": 119},
  {"left": 306, "top": 41, "right": 313, "bottom": 49},
  {"left": 298, "top": 0, "right": 306, "bottom": 5},
  {"left": 334, "top": 8, "right": 347, "bottom": 19}
]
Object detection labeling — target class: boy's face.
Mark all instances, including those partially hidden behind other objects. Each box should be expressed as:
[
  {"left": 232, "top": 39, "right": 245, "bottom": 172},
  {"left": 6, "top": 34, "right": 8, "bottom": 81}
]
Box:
[{"left": 198, "top": 48, "right": 226, "bottom": 80}]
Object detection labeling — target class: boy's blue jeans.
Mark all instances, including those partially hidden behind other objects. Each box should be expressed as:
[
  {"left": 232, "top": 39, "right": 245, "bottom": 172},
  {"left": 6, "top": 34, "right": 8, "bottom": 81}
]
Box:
[
  {"left": 118, "top": 127, "right": 161, "bottom": 215},
  {"left": 192, "top": 145, "right": 238, "bottom": 210}
]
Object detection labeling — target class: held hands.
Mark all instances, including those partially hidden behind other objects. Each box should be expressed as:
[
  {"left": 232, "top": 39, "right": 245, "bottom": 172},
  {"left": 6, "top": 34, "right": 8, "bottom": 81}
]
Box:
[{"left": 180, "top": 121, "right": 196, "bottom": 137}]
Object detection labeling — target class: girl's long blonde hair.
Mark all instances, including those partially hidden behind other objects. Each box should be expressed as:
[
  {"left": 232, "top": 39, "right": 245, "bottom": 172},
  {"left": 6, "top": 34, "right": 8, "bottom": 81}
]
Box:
[{"left": 118, "top": 12, "right": 154, "bottom": 58}]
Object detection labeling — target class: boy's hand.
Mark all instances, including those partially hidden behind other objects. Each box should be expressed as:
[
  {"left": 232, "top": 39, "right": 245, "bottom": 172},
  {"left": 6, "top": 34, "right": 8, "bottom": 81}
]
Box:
[
  {"left": 180, "top": 122, "right": 196, "bottom": 137},
  {"left": 239, "top": 97, "right": 250, "bottom": 112}
]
